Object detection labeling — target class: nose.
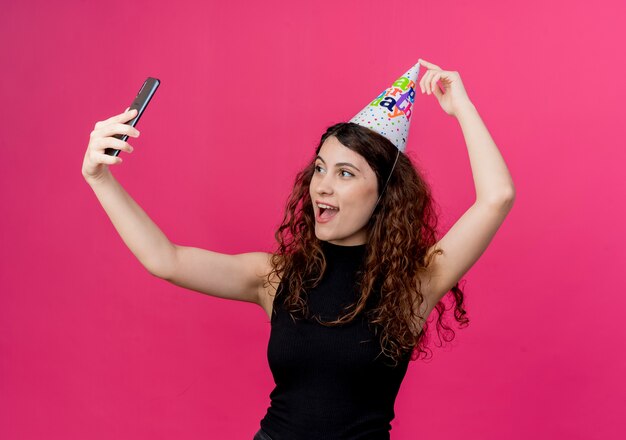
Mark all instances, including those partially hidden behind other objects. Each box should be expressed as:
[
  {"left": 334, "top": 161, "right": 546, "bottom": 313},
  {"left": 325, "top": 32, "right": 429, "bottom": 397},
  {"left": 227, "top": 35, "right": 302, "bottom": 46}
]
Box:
[{"left": 314, "top": 170, "right": 334, "bottom": 195}]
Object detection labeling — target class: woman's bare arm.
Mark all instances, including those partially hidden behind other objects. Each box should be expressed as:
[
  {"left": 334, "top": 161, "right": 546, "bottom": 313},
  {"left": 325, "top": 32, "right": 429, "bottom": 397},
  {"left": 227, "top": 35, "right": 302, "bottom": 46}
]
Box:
[
  {"left": 83, "top": 108, "right": 270, "bottom": 306},
  {"left": 86, "top": 171, "right": 270, "bottom": 305},
  {"left": 416, "top": 60, "right": 516, "bottom": 305},
  {"left": 161, "top": 247, "right": 272, "bottom": 305},
  {"left": 85, "top": 170, "right": 178, "bottom": 277}
]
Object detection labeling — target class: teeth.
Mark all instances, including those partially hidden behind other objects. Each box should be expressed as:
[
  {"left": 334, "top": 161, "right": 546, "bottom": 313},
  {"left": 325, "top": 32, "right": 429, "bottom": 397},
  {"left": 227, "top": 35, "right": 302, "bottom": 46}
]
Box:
[{"left": 318, "top": 203, "right": 337, "bottom": 210}]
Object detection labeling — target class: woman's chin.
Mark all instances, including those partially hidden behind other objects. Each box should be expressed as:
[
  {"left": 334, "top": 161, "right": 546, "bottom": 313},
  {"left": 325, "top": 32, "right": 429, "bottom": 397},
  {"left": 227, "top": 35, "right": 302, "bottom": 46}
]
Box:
[{"left": 314, "top": 228, "right": 334, "bottom": 241}]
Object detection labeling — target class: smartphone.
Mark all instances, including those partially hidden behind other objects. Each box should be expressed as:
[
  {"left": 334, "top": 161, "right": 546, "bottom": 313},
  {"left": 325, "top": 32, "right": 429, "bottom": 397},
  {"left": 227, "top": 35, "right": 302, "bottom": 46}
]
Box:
[{"left": 104, "top": 77, "right": 160, "bottom": 156}]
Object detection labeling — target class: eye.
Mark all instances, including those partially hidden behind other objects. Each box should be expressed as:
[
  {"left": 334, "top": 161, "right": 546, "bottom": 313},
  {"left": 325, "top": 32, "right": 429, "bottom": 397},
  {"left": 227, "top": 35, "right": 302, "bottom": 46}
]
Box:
[
  {"left": 340, "top": 169, "right": 354, "bottom": 177},
  {"left": 314, "top": 164, "right": 353, "bottom": 178}
]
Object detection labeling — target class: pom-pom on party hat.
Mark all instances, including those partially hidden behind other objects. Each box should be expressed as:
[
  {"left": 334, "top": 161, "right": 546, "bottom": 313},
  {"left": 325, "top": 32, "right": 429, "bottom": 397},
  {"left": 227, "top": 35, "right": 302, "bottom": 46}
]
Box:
[{"left": 349, "top": 61, "right": 420, "bottom": 153}]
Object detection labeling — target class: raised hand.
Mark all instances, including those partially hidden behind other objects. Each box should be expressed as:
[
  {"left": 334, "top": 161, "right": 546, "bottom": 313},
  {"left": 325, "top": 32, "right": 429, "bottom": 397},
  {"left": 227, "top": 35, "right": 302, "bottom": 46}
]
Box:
[
  {"left": 418, "top": 58, "right": 473, "bottom": 117},
  {"left": 82, "top": 108, "right": 140, "bottom": 183}
]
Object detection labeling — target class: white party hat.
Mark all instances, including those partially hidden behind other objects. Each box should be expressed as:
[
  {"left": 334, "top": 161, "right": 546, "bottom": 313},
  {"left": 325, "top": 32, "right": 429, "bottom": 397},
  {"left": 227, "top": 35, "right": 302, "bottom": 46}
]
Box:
[{"left": 349, "top": 61, "right": 420, "bottom": 153}]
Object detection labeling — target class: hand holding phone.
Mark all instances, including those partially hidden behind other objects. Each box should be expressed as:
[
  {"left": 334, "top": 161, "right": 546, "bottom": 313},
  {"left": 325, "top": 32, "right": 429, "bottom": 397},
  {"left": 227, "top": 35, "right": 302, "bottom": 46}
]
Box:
[
  {"left": 81, "top": 77, "right": 160, "bottom": 183},
  {"left": 105, "top": 77, "right": 160, "bottom": 156}
]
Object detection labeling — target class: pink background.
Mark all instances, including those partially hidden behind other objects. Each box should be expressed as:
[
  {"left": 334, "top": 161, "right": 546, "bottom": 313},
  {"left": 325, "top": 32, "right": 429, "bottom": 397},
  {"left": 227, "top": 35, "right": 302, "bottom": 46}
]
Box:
[{"left": 1, "top": 0, "right": 624, "bottom": 438}]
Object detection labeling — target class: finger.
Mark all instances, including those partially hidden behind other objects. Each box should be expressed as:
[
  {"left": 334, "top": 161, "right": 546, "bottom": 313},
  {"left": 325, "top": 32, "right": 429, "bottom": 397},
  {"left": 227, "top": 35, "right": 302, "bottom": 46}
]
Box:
[
  {"left": 419, "top": 58, "right": 441, "bottom": 70},
  {"left": 422, "top": 70, "right": 434, "bottom": 94},
  {"left": 97, "top": 122, "right": 140, "bottom": 139},
  {"left": 419, "top": 70, "right": 431, "bottom": 94},
  {"left": 121, "top": 108, "right": 138, "bottom": 120},
  {"left": 429, "top": 73, "right": 442, "bottom": 95},
  {"left": 105, "top": 108, "right": 138, "bottom": 124},
  {"left": 93, "top": 151, "right": 123, "bottom": 165},
  {"left": 433, "top": 81, "right": 444, "bottom": 99},
  {"left": 431, "top": 74, "right": 444, "bottom": 98},
  {"left": 95, "top": 136, "right": 134, "bottom": 154},
  {"left": 89, "top": 127, "right": 134, "bottom": 145},
  {"left": 426, "top": 72, "right": 437, "bottom": 95},
  {"left": 418, "top": 58, "right": 441, "bottom": 70}
]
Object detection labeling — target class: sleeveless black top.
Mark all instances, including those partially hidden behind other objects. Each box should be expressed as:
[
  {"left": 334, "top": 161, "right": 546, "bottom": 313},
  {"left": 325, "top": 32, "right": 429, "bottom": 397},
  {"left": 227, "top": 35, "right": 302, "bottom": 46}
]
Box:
[{"left": 259, "top": 240, "right": 410, "bottom": 439}]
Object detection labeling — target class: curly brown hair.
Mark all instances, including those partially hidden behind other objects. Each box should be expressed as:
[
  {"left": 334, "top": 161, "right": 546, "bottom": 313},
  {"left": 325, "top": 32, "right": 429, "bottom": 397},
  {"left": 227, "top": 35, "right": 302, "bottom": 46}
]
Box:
[{"left": 263, "top": 122, "right": 469, "bottom": 367}]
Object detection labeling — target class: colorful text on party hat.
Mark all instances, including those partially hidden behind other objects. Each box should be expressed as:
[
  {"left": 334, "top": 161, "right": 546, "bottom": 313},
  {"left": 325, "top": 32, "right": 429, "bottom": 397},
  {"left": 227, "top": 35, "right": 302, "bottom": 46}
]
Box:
[{"left": 368, "top": 76, "right": 416, "bottom": 122}]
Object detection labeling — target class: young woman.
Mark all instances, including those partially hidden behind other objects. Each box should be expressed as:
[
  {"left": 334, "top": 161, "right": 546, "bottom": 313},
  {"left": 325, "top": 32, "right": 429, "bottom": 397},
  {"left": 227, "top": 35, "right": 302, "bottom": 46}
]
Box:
[{"left": 82, "top": 59, "right": 515, "bottom": 440}]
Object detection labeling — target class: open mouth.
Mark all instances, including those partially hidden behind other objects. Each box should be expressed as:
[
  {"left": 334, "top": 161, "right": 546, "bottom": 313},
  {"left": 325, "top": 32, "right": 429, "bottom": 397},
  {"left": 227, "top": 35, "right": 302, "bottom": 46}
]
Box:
[{"left": 318, "top": 205, "right": 339, "bottom": 221}]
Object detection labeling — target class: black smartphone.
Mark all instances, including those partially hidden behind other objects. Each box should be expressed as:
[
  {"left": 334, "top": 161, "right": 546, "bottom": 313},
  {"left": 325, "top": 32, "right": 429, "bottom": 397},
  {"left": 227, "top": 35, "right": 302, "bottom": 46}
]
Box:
[{"left": 104, "top": 77, "right": 160, "bottom": 156}]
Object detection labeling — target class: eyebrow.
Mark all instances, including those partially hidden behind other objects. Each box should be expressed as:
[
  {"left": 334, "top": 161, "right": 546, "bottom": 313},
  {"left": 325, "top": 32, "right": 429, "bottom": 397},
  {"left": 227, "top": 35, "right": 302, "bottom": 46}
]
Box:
[{"left": 315, "top": 155, "right": 361, "bottom": 172}]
